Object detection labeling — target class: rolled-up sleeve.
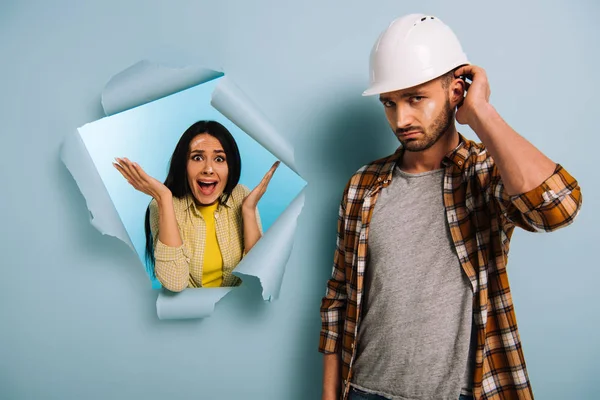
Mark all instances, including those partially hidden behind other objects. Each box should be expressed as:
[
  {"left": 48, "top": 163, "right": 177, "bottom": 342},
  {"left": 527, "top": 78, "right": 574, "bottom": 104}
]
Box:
[
  {"left": 319, "top": 191, "right": 349, "bottom": 354},
  {"left": 492, "top": 164, "right": 582, "bottom": 232},
  {"left": 149, "top": 200, "right": 190, "bottom": 292}
]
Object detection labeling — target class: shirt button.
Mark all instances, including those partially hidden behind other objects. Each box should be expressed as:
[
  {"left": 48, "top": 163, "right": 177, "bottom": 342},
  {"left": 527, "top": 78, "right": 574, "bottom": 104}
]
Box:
[
  {"left": 377, "top": 177, "right": 382, "bottom": 182},
  {"left": 457, "top": 161, "right": 463, "bottom": 166}
]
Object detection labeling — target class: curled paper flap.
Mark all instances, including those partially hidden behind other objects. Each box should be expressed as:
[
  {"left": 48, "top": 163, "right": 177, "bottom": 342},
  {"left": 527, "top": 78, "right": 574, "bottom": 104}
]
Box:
[
  {"left": 211, "top": 77, "right": 298, "bottom": 175},
  {"left": 233, "top": 188, "right": 305, "bottom": 301},
  {"left": 60, "top": 130, "right": 134, "bottom": 249},
  {"left": 62, "top": 60, "right": 306, "bottom": 318},
  {"left": 156, "top": 288, "right": 234, "bottom": 320},
  {"left": 102, "top": 60, "right": 223, "bottom": 116}
]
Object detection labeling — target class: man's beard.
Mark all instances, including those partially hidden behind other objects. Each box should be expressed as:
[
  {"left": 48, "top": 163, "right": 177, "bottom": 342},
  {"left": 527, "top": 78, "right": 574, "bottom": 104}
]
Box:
[{"left": 396, "top": 100, "right": 454, "bottom": 152}]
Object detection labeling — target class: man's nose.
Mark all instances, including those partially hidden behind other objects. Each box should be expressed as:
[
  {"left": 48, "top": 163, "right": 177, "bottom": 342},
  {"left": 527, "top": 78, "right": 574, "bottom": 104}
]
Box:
[{"left": 396, "top": 104, "right": 414, "bottom": 130}]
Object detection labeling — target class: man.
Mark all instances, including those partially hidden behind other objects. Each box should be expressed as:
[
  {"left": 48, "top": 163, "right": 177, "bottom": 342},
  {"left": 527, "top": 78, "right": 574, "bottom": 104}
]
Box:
[{"left": 319, "top": 14, "right": 582, "bottom": 400}]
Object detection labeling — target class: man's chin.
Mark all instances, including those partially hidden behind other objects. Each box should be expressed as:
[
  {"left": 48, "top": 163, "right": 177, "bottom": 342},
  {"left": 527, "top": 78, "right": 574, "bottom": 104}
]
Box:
[{"left": 402, "top": 140, "right": 429, "bottom": 152}]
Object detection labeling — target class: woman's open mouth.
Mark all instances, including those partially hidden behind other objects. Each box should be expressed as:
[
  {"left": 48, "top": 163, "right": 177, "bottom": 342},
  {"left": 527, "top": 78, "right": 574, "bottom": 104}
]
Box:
[{"left": 197, "top": 180, "right": 218, "bottom": 196}]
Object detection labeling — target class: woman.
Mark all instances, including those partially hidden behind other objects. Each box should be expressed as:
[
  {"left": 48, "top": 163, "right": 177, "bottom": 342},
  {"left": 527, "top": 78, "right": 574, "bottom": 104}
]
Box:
[{"left": 113, "top": 120, "right": 279, "bottom": 292}]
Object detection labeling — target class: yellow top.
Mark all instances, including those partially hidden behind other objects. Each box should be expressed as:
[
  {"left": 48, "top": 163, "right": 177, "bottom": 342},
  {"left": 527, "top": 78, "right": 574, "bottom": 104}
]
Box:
[
  {"left": 148, "top": 184, "right": 262, "bottom": 292},
  {"left": 198, "top": 202, "right": 223, "bottom": 287}
]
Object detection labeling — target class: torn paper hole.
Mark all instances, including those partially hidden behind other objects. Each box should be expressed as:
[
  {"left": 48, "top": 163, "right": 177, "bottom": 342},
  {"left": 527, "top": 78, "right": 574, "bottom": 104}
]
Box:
[{"left": 60, "top": 60, "right": 307, "bottom": 319}]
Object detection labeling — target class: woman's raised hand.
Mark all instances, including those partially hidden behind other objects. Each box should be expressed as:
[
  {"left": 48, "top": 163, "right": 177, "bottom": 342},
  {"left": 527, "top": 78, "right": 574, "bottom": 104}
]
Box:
[
  {"left": 113, "top": 158, "right": 171, "bottom": 200},
  {"left": 242, "top": 161, "right": 280, "bottom": 210}
]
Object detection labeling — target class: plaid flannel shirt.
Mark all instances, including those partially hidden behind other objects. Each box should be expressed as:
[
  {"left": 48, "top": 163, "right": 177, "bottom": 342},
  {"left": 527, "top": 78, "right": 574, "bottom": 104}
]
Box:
[{"left": 319, "top": 135, "right": 582, "bottom": 400}]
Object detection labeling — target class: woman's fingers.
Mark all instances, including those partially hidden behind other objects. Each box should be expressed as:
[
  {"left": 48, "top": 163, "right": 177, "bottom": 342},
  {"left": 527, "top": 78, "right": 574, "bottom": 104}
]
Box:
[
  {"left": 252, "top": 161, "right": 280, "bottom": 198},
  {"left": 114, "top": 158, "right": 145, "bottom": 189},
  {"left": 260, "top": 161, "right": 280, "bottom": 187},
  {"left": 126, "top": 159, "right": 146, "bottom": 184},
  {"left": 113, "top": 158, "right": 169, "bottom": 200},
  {"left": 113, "top": 159, "right": 134, "bottom": 182}
]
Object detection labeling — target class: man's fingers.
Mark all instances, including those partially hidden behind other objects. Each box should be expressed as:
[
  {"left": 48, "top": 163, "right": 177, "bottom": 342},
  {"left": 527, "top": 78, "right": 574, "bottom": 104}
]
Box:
[
  {"left": 455, "top": 65, "right": 486, "bottom": 82},
  {"left": 455, "top": 64, "right": 477, "bottom": 77},
  {"left": 454, "top": 65, "right": 470, "bottom": 78}
]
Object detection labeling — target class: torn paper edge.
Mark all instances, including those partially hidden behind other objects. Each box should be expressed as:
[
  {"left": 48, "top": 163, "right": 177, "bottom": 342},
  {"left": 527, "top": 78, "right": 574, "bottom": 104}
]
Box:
[
  {"left": 63, "top": 59, "right": 306, "bottom": 319},
  {"left": 102, "top": 60, "right": 224, "bottom": 116},
  {"left": 60, "top": 130, "right": 134, "bottom": 250},
  {"left": 232, "top": 187, "right": 305, "bottom": 301},
  {"left": 211, "top": 76, "right": 298, "bottom": 175},
  {"left": 156, "top": 287, "right": 234, "bottom": 320}
]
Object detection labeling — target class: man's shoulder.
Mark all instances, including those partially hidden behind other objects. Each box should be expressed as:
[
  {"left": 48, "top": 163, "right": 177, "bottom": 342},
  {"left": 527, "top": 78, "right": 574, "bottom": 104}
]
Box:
[
  {"left": 344, "top": 151, "right": 399, "bottom": 198},
  {"left": 355, "top": 151, "right": 398, "bottom": 177}
]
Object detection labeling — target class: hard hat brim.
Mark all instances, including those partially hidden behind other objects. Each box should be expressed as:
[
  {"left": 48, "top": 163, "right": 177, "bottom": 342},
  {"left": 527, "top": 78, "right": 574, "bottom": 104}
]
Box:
[{"left": 362, "top": 60, "right": 471, "bottom": 97}]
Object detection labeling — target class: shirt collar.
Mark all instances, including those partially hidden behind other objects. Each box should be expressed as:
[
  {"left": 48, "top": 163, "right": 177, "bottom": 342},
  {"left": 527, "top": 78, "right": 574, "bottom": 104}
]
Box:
[
  {"left": 442, "top": 133, "right": 469, "bottom": 168},
  {"left": 375, "top": 133, "right": 470, "bottom": 188}
]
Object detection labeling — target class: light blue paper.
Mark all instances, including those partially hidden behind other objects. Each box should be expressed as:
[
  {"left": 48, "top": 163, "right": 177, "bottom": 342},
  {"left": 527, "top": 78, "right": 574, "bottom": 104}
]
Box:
[
  {"left": 102, "top": 60, "right": 224, "bottom": 116},
  {"left": 60, "top": 131, "right": 134, "bottom": 250},
  {"left": 211, "top": 76, "right": 297, "bottom": 175},
  {"left": 156, "top": 288, "right": 234, "bottom": 320},
  {"left": 232, "top": 188, "right": 305, "bottom": 301},
  {"left": 61, "top": 60, "right": 307, "bottom": 318}
]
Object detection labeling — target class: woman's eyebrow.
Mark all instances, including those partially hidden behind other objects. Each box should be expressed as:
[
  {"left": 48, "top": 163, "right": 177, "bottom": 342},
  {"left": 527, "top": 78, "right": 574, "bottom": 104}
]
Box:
[{"left": 190, "top": 149, "right": 225, "bottom": 154}]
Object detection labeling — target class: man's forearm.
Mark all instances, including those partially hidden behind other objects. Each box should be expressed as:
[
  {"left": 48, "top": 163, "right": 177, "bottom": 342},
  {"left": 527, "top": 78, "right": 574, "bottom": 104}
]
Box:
[
  {"left": 469, "top": 103, "right": 556, "bottom": 196},
  {"left": 322, "top": 353, "right": 341, "bottom": 400}
]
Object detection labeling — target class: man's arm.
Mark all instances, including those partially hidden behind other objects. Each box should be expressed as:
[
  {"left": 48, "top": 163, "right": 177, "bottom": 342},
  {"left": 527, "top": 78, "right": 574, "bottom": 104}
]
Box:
[
  {"left": 468, "top": 102, "right": 556, "bottom": 196},
  {"left": 455, "top": 65, "right": 555, "bottom": 195},
  {"left": 322, "top": 353, "right": 341, "bottom": 400},
  {"left": 455, "top": 65, "right": 582, "bottom": 231},
  {"left": 320, "top": 187, "right": 350, "bottom": 400}
]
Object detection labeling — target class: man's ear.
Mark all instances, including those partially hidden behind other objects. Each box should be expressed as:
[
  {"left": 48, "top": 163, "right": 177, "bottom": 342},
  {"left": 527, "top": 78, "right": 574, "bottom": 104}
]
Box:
[{"left": 449, "top": 78, "right": 466, "bottom": 108}]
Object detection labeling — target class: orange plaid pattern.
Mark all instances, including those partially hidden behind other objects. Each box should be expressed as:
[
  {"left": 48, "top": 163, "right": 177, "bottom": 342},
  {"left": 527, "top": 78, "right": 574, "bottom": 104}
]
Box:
[{"left": 319, "top": 135, "right": 582, "bottom": 400}]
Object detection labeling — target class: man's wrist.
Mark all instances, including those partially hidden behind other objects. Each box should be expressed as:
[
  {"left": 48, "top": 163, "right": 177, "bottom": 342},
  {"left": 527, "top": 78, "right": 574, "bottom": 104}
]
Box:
[{"left": 468, "top": 102, "right": 498, "bottom": 135}]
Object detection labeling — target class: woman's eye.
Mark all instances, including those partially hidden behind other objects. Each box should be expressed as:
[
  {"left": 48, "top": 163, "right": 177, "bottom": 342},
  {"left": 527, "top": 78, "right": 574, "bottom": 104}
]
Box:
[
  {"left": 192, "top": 155, "right": 203, "bottom": 161},
  {"left": 215, "top": 156, "right": 226, "bottom": 163}
]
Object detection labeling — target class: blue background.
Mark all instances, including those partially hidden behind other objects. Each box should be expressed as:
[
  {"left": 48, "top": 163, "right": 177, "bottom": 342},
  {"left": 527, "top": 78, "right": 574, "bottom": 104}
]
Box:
[
  {"left": 78, "top": 77, "right": 306, "bottom": 287},
  {"left": 1, "top": 1, "right": 598, "bottom": 399}
]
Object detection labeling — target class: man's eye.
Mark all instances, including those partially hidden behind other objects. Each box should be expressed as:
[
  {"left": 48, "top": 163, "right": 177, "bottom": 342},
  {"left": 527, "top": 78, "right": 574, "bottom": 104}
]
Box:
[
  {"left": 383, "top": 101, "right": 394, "bottom": 108},
  {"left": 411, "top": 96, "right": 424, "bottom": 103}
]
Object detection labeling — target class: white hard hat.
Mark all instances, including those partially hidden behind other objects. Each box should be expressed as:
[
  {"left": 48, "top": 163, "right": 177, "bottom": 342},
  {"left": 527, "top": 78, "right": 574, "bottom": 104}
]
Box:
[{"left": 363, "top": 14, "right": 469, "bottom": 96}]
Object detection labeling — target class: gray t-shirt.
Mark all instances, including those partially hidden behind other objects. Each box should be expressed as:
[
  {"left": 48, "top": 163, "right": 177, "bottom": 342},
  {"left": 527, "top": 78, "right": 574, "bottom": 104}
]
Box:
[{"left": 352, "top": 167, "right": 476, "bottom": 400}]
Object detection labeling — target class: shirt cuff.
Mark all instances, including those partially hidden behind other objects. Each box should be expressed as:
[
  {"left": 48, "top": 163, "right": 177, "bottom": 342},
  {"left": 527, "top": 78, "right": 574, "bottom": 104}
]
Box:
[
  {"left": 319, "top": 329, "right": 341, "bottom": 354},
  {"left": 154, "top": 239, "right": 189, "bottom": 262},
  {"left": 510, "top": 164, "right": 574, "bottom": 214}
]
